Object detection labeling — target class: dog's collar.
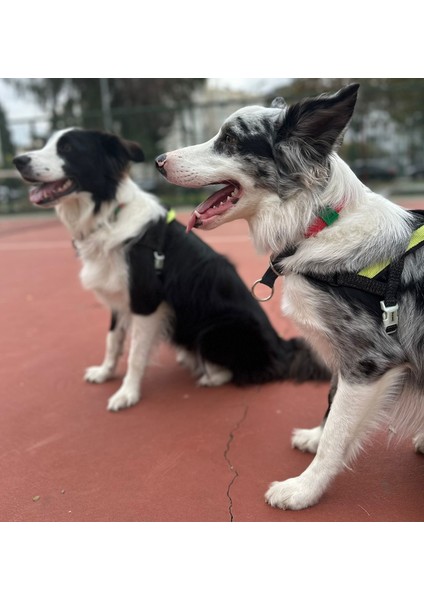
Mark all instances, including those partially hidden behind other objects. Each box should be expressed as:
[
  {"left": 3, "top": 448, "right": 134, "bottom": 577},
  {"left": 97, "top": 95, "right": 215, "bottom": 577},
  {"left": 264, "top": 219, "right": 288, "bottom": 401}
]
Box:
[
  {"left": 251, "top": 202, "right": 344, "bottom": 302},
  {"left": 305, "top": 203, "right": 344, "bottom": 237},
  {"left": 113, "top": 203, "right": 125, "bottom": 219}
]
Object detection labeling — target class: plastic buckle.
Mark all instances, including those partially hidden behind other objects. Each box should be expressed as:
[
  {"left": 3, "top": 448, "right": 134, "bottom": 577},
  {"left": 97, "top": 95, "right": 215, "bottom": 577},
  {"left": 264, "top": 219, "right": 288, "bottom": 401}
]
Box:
[
  {"left": 154, "top": 251, "right": 165, "bottom": 272},
  {"left": 380, "top": 300, "right": 399, "bottom": 335}
]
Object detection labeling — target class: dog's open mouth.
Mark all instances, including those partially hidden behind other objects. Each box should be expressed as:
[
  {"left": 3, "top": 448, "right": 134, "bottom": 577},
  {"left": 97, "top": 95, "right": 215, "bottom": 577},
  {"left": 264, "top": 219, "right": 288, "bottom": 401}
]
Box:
[
  {"left": 186, "top": 181, "right": 242, "bottom": 232},
  {"left": 29, "top": 178, "right": 78, "bottom": 207}
]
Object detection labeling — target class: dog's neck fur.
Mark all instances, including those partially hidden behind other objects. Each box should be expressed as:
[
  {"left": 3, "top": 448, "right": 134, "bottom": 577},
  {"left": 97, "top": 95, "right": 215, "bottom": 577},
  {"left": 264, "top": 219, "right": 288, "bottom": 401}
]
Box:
[
  {"left": 249, "top": 154, "right": 414, "bottom": 275},
  {"left": 56, "top": 177, "right": 165, "bottom": 251}
]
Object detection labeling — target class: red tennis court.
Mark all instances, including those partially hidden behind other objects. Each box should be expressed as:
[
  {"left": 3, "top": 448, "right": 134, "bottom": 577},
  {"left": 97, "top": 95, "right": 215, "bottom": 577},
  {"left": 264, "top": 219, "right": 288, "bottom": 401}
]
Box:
[{"left": 0, "top": 204, "right": 423, "bottom": 522}]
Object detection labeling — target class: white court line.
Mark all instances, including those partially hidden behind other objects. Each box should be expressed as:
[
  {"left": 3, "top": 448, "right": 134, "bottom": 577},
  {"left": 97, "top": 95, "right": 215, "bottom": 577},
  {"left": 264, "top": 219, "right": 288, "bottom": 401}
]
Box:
[{"left": 0, "top": 235, "right": 250, "bottom": 251}]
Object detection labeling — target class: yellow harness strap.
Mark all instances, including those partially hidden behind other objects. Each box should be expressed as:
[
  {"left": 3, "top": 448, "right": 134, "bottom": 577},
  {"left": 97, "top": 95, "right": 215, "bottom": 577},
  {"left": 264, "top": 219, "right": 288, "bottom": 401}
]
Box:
[
  {"left": 167, "top": 209, "right": 176, "bottom": 224},
  {"left": 359, "top": 224, "right": 424, "bottom": 279}
]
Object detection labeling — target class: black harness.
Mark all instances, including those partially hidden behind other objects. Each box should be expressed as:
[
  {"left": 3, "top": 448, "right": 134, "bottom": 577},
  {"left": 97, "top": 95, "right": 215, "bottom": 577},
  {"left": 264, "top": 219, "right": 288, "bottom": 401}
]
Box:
[
  {"left": 252, "top": 210, "right": 424, "bottom": 337},
  {"left": 123, "top": 209, "right": 176, "bottom": 276}
]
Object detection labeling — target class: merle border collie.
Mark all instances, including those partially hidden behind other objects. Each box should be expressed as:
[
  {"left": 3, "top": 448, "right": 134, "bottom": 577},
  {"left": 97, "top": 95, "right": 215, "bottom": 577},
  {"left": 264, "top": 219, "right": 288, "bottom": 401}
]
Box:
[
  {"left": 13, "top": 128, "right": 328, "bottom": 412},
  {"left": 156, "top": 83, "right": 424, "bottom": 510}
]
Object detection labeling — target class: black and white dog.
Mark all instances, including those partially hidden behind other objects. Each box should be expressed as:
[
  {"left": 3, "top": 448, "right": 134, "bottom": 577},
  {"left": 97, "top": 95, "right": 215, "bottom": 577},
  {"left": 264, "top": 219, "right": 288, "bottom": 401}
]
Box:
[
  {"left": 13, "top": 128, "right": 328, "bottom": 412},
  {"left": 157, "top": 83, "right": 424, "bottom": 510}
]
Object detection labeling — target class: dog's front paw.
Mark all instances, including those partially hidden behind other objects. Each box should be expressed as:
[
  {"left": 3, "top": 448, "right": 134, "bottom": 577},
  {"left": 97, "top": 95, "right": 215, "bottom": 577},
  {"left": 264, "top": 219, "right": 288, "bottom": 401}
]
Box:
[
  {"left": 84, "top": 365, "right": 113, "bottom": 384},
  {"left": 292, "top": 425, "right": 323, "bottom": 454},
  {"left": 107, "top": 386, "right": 140, "bottom": 411},
  {"left": 265, "top": 477, "right": 319, "bottom": 511}
]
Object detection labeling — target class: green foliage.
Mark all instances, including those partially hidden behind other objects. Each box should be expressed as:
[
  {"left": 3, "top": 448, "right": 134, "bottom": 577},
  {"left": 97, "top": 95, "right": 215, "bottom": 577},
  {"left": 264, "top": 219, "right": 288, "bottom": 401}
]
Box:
[
  {"left": 266, "top": 78, "right": 424, "bottom": 162},
  {"left": 0, "top": 103, "right": 15, "bottom": 166},
  {"left": 5, "top": 78, "right": 206, "bottom": 159}
]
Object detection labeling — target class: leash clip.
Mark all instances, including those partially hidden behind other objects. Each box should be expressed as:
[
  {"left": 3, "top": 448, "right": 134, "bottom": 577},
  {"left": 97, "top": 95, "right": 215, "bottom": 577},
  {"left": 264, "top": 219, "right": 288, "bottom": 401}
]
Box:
[{"left": 380, "top": 300, "right": 399, "bottom": 335}]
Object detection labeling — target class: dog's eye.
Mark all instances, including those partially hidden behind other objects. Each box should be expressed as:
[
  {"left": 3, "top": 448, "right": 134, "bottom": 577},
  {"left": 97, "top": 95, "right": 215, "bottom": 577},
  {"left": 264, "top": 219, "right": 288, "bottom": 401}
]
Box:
[
  {"left": 61, "top": 143, "right": 72, "bottom": 153},
  {"left": 225, "top": 134, "right": 237, "bottom": 146}
]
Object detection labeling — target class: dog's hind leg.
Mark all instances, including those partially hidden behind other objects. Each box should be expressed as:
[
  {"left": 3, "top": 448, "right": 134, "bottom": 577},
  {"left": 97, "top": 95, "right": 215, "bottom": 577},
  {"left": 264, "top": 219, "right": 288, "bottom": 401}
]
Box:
[
  {"left": 265, "top": 367, "right": 406, "bottom": 510},
  {"left": 85, "top": 311, "right": 130, "bottom": 384},
  {"left": 292, "top": 375, "right": 338, "bottom": 454},
  {"left": 176, "top": 348, "right": 203, "bottom": 377},
  {"left": 197, "top": 361, "right": 233, "bottom": 387},
  {"left": 107, "top": 304, "right": 168, "bottom": 411},
  {"left": 175, "top": 349, "right": 232, "bottom": 385}
]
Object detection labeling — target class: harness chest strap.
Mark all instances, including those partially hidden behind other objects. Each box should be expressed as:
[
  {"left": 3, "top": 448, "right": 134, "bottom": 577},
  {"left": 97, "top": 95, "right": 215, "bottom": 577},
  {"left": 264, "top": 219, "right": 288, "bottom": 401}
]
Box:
[
  {"left": 251, "top": 213, "right": 424, "bottom": 336},
  {"left": 153, "top": 209, "right": 176, "bottom": 272}
]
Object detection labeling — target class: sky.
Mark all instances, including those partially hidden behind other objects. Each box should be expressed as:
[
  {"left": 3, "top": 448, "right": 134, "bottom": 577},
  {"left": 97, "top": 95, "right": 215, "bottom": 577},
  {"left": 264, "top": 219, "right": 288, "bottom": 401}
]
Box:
[
  {"left": 0, "top": 79, "right": 50, "bottom": 148},
  {"left": 209, "top": 78, "right": 289, "bottom": 93},
  {"left": 0, "top": 79, "right": 43, "bottom": 120}
]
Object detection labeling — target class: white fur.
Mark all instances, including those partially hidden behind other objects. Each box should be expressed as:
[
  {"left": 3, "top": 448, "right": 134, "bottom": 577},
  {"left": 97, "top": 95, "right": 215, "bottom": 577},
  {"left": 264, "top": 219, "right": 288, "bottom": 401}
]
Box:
[
  {"left": 60, "top": 180, "right": 165, "bottom": 314},
  {"left": 23, "top": 129, "right": 73, "bottom": 181},
  {"left": 292, "top": 425, "right": 323, "bottom": 454},
  {"left": 85, "top": 313, "right": 130, "bottom": 383},
  {"left": 198, "top": 362, "right": 233, "bottom": 387},
  {"left": 266, "top": 368, "right": 407, "bottom": 510},
  {"left": 176, "top": 348, "right": 231, "bottom": 386},
  {"left": 55, "top": 178, "right": 169, "bottom": 410},
  {"left": 107, "top": 306, "right": 170, "bottom": 411}
]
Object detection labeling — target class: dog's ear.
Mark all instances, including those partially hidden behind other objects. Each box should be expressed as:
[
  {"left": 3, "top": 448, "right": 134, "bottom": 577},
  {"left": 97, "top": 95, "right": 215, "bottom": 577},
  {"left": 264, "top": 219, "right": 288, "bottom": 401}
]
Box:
[
  {"left": 120, "top": 139, "right": 145, "bottom": 163},
  {"left": 271, "top": 97, "right": 287, "bottom": 109},
  {"left": 275, "top": 83, "right": 359, "bottom": 157},
  {"left": 100, "top": 132, "right": 145, "bottom": 165}
]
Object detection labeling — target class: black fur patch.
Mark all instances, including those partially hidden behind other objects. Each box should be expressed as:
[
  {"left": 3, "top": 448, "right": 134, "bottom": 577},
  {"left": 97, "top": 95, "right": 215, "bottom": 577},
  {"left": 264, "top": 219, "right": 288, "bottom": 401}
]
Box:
[{"left": 56, "top": 129, "right": 144, "bottom": 213}]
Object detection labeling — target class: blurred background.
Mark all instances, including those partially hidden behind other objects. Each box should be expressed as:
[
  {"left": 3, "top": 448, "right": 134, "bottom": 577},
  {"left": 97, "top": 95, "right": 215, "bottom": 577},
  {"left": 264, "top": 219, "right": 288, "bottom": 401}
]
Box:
[{"left": 1, "top": 77, "right": 424, "bottom": 214}]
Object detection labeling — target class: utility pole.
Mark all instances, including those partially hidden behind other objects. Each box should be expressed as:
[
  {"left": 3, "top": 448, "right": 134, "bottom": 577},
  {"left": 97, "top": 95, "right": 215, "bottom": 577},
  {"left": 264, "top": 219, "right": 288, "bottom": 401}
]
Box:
[
  {"left": 99, "top": 78, "right": 113, "bottom": 131},
  {"left": 0, "top": 129, "right": 4, "bottom": 167}
]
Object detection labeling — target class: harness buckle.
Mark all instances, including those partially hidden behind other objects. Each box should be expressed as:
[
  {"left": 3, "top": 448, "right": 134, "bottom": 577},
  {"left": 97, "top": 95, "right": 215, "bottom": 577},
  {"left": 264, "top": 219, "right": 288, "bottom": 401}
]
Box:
[
  {"left": 380, "top": 300, "right": 399, "bottom": 335},
  {"left": 154, "top": 251, "right": 165, "bottom": 272}
]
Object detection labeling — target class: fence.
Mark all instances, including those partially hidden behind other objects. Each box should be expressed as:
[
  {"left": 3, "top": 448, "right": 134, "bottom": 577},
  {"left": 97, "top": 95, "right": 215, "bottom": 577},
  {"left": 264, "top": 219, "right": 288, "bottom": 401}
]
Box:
[{"left": 1, "top": 91, "right": 424, "bottom": 215}]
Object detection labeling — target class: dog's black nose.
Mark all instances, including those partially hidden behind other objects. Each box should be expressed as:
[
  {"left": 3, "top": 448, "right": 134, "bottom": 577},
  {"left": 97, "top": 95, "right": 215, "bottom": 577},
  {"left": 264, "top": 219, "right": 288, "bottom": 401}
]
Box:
[
  {"left": 155, "top": 153, "right": 167, "bottom": 176},
  {"left": 13, "top": 155, "right": 31, "bottom": 172}
]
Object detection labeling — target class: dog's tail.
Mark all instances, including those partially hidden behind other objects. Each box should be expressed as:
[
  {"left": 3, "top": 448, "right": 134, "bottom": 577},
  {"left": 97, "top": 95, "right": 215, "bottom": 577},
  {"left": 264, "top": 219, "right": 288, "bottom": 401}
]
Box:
[{"left": 280, "top": 337, "right": 331, "bottom": 382}]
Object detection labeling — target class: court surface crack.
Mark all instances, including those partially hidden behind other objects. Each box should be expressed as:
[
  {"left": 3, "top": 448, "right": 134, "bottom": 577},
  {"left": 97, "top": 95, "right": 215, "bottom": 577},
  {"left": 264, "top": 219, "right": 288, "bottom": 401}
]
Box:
[{"left": 224, "top": 404, "right": 249, "bottom": 522}]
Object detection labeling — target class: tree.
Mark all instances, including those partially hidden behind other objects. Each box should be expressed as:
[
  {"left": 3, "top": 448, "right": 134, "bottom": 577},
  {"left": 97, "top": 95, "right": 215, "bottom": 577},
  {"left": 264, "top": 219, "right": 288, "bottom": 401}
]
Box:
[
  {"left": 265, "top": 78, "right": 424, "bottom": 163},
  {"left": 5, "top": 78, "right": 206, "bottom": 158},
  {"left": 0, "top": 103, "right": 15, "bottom": 167}
]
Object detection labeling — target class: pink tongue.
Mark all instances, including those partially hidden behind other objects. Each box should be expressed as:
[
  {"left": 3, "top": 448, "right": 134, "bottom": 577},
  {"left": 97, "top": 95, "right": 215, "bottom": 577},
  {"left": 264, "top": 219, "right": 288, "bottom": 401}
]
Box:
[
  {"left": 29, "top": 182, "right": 60, "bottom": 204},
  {"left": 186, "top": 212, "right": 198, "bottom": 233},
  {"left": 185, "top": 183, "right": 235, "bottom": 233}
]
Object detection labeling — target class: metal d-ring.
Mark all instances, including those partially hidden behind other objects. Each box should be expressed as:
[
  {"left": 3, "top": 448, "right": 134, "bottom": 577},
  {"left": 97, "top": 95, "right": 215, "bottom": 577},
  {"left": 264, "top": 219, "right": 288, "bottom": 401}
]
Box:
[{"left": 251, "top": 279, "right": 275, "bottom": 302}]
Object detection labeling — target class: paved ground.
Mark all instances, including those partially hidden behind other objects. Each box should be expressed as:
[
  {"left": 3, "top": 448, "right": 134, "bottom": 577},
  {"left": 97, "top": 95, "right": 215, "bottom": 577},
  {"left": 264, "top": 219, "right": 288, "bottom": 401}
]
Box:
[{"left": 0, "top": 200, "right": 423, "bottom": 522}]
